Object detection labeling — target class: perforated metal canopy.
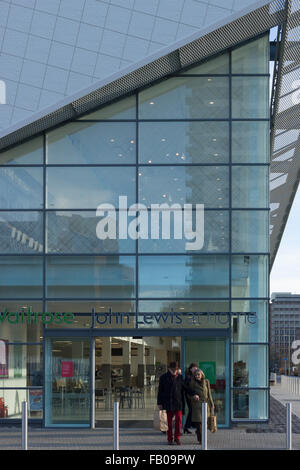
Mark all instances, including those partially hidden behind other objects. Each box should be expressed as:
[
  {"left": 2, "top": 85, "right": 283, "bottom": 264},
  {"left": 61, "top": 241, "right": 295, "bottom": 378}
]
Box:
[{"left": 0, "top": 0, "right": 298, "bottom": 267}]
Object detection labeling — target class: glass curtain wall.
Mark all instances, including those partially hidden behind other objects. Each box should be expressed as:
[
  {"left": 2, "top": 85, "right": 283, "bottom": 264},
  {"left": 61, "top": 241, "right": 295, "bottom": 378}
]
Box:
[{"left": 0, "top": 34, "right": 269, "bottom": 423}]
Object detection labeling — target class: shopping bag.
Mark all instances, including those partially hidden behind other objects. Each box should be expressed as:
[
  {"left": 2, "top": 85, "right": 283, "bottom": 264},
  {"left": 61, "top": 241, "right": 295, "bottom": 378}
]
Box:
[
  {"left": 207, "top": 414, "right": 217, "bottom": 433},
  {"left": 153, "top": 409, "right": 168, "bottom": 432}
]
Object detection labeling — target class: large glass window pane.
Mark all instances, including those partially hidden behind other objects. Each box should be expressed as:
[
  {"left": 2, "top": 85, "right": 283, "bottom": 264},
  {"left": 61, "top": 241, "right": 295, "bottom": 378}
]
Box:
[
  {"left": 46, "top": 122, "right": 136, "bottom": 165},
  {"left": 138, "top": 210, "right": 229, "bottom": 253},
  {"left": 0, "top": 301, "right": 43, "bottom": 342},
  {"left": 232, "top": 166, "right": 269, "bottom": 208},
  {"left": 181, "top": 52, "right": 229, "bottom": 75},
  {"left": 232, "top": 345, "right": 268, "bottom": 388},
  {"left": 0, "top": 136, "right": 43, "bottom": 165},
  {"left": 0, "top": 388, "right": 43, "bottom": 419},
  {"left": 46, "top": 167, "right": 136, "bottom": 209},
  {"left": 232, "top": 77, "right": 269, "bottom": 119},
  {"left": 0, "top": 256, "right": 43, "bottom": 298},
  {"left": 139, "top": 300, "right": 230, "bottom": 329},
  {"left": 232, "top": 211, "right": 269, "bottom": 253},
  {"left": 0, "top": 344, "right": 43, "bottom": 387},
  {"left": 231, "top": 300, "right": 268, "bottom": 343},
  {"left": 139, "top": 122, "right": 229, "bottom": 164},
  {"left": 231, "top": 255, "right": 268, "bottom": 298},
  {"left": 45, "top": 338, "right": 90, "bottom": 426},
  {"left": 139, "top": 255, "right": 229, "bottom": 298},
  {"left": 47, "top": 211, "right": 135, "bottom": 254},
  {"left": 232, "top": 121, "right": 269, "bottom": 163},
  {"left": 79, "top": 95, "right": 136, "bottom": 120},
  {"left": 232, "top": 389, "right": 268, "bottom": 420},
  {"left": 232, "top": 35, "right": 269, "bottom": 74},
  {"left": 0, "top": 167, "right": 43, "bottom": 209},
  {"left": 139, "top": 77, "right": 229, "bottom": 119},
  {"left": 46, "top": 256, "right": 136, "bottom": 298},
  {"left": 0, "top": 212, "right": 43, "bottom": 254},
  {"left": 139, "top": 166, "right": 229, "bottom": 208}
]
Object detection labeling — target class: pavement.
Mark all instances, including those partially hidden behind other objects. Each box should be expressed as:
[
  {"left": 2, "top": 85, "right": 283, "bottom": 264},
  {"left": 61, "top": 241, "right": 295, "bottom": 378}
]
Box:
[{"left": 0, "top": 384, "right": 300, "bottom": 451}]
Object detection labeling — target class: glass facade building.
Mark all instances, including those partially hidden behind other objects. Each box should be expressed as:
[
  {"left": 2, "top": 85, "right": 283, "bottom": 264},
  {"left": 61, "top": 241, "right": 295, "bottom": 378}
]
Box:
[{"left": 0, "top": 35, "right": 270, "bottom": 427}]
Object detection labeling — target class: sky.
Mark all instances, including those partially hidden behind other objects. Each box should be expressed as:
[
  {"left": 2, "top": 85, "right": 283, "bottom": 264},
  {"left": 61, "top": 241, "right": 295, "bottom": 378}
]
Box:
[{"left": 270, "top": 186, "right": 300, "bottom": 295}]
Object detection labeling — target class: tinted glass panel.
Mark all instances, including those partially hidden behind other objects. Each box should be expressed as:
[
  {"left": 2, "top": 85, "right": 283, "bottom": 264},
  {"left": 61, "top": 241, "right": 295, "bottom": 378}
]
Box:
[
  {"left": 232, "top": 211, "right": 269, "bottom": 253},
  {"left": 232, "top": 36, "right": 269, "bottom": 74},
  {"left": 139, "top": 122, "right": 229, "bottom": 164},
  {"left": 46, "top": 122, "right": 136, "bottom": 164},
  {"left": 139, "top": 255, "right": 229, "bottom": 298},
  {"left": 139, "top": 166, "right": 229, "bottom": 208},
  {"left": 46, "top": 256, "right": 136, "bottom": 298},
  {"left": 47, "top": 211, "right": 135, "bottom": 254},
  {"left": 139, "top": 77, "right": 229, "bottom": 119},
  {"left": 232, "top": 121, "right": 269, "bottom": 163},
  {"left": 0, "top": 256, "right": 43, "bottom": 298},
  {"left": 231, "top": 299, "right": 268, "bottom": 343},
  {"left": 232, "top": 166, "right": 269, "bottom": 208},
  {"left": 0, "top": 212, "right": 43, "bottom": 254},
  {"left": 46, "top": 167, "right": 136, "bottom": 209},
  {"left": 232, "top": 77, "right": 269, "bottom": 119},
  {"left": 232, "top": 345, "right": 268, "bottom": 387},
  {"left": 0, "top": 167, "right": 43, "bottom": 209},
  {"left": 232, "top": 389, "right": 268, "bottom": 420},
  {"left": 231, "top": 255, "right": 268, "bottom": 298}
]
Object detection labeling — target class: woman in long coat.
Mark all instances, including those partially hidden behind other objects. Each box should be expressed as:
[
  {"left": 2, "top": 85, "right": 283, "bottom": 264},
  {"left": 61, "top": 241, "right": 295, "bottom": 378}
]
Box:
[{"left": 189, "top": 369, "right": 214, "bottom": 444}]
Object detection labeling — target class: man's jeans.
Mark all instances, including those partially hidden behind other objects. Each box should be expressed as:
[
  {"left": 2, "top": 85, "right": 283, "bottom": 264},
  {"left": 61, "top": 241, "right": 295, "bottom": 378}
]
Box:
[{"left": 167, "top": 410, "right": 182, "bottom": 442}]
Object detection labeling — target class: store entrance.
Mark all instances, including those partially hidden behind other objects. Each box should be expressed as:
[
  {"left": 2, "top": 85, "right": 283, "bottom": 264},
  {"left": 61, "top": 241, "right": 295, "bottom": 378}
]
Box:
[{"left": 95, "top": 336, "right": 181, "bottom": 425}]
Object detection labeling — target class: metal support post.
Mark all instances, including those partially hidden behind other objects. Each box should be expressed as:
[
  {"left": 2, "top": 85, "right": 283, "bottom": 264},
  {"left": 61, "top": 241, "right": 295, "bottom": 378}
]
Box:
[
  {"left": 113, "top": 401, "right": 119, "bottom": 450},
  {"left": 202, "top": 402, "right": 207, "bottom": 450},
  {"left": 21, "top": 401, "right": 28, "bottom": 451}
]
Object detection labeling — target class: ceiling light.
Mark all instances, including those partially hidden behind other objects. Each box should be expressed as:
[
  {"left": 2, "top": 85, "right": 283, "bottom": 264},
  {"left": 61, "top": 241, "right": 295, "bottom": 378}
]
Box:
[
  {"left": 149, "top": 101, "right": 155, "bottom": 105},
  {"left": 148, "top": 160, "right": 152, "bottom": 163},
  {"left": 209, "top": 101, "right": 214, "bottom": 105}
]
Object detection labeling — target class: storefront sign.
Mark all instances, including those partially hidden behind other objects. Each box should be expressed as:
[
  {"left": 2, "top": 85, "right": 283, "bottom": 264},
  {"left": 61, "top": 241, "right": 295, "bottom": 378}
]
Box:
[{"left": 0, "top": 309, "right": 74, "bottom": 325}]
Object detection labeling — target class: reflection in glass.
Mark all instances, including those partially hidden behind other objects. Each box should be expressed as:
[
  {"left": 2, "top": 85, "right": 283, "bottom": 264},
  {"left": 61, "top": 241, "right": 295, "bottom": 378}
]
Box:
[
  {"left": 232, "top": 166, "right": 269, "bottom": 208},
  {"left": 0, "top": 388, "right": 43, "bottom": 419},
  {"left": 46, "top": 256, "right": 136, "bottom": 298},
  {"left": 139, "top": 255, "right": 229, "bottom": 298},
  {"left": 138, "top": 210, "right": 229, "bottom": 253},
  {"left": 139, "top": 166, "right": 229, "bottom": 208},
  {"left": 139, "top": 77, "right": 229, "bottom": 119},
  {"left": 47, "top": 211, "right": 135, "bottom": 254},
  {"left": 232, "top": 35, "right": 269, "bottom": 74},
  {"left": 47, "top": 122, "right": 136, "bottom": 165},
  {"left": 139, "top": 122, "right": 229, "bottom": 164},
  {"left": 232, "top": 345, "right": 268, "bottom": 388},
  {"left": 232, "top": 77, "right": 269, "bottom": 119},
  {"left": 45, "top": 338, "right": 90, "bottom": 426},
  {"left": 0, "top": 136, "right": 43, "bottom": 165},
  {"left": 231, "top": 255, "right": 268, "bottom": 298},
  {"left": 0, "top": 211, "right": 43, "bottom": 254},
  {"left": 232, "top": 121, "right": 269, "bottom": 163},
  {"left": 232, "top": 211, "right": 269, "bottom": 253},
  {"left": 231, "top": 299, "right": 268, "bottom": 343},
  {"left": 0, "top": 301, "right": 43, "bottom": 342},
  {"left": 0, "top": 256, "right": 43, "bottom": 298},
  {"left": 79, "top": 95, "right": 136, "bottom": 120},
  {"left": 46, "top": 167, "right": 136, "bottom": 209},
  {"left": 0, "top": 167, "right": 43, "bottom": 209},
  {"left": 232, "top": 389, "right": 268, "bottom": 420}
]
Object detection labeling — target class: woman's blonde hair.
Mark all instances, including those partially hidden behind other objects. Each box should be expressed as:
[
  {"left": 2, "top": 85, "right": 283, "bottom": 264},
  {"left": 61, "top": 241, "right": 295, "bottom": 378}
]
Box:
[{"left": 194, "top": 368, "right": 205, "bottom": 379}]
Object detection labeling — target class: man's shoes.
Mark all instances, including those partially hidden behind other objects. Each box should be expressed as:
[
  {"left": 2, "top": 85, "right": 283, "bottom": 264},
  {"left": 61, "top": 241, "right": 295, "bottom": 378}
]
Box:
[{"left": 174, "top": 439, "right": 181, "bottom": 445}]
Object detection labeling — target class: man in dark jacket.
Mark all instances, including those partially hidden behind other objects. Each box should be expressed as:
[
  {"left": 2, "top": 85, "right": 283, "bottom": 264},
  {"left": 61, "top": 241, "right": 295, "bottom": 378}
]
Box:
[{"left": 157, "top": 361, "right": 198, "bottom": 445}]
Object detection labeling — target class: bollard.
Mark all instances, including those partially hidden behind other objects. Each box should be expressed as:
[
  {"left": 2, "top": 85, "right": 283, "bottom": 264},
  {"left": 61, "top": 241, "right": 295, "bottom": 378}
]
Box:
[
  {"left": 21, "top": 401, "right": 28, "bottom": 451},
  {"left": 113, "top": 402, "right": 119, "bottom": 450},
  {"left": 286, "top": 402, "right": 292, "bottom": 450},
  {"left": 201, "top": 402, "right": 207, "bottom": 450}
]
